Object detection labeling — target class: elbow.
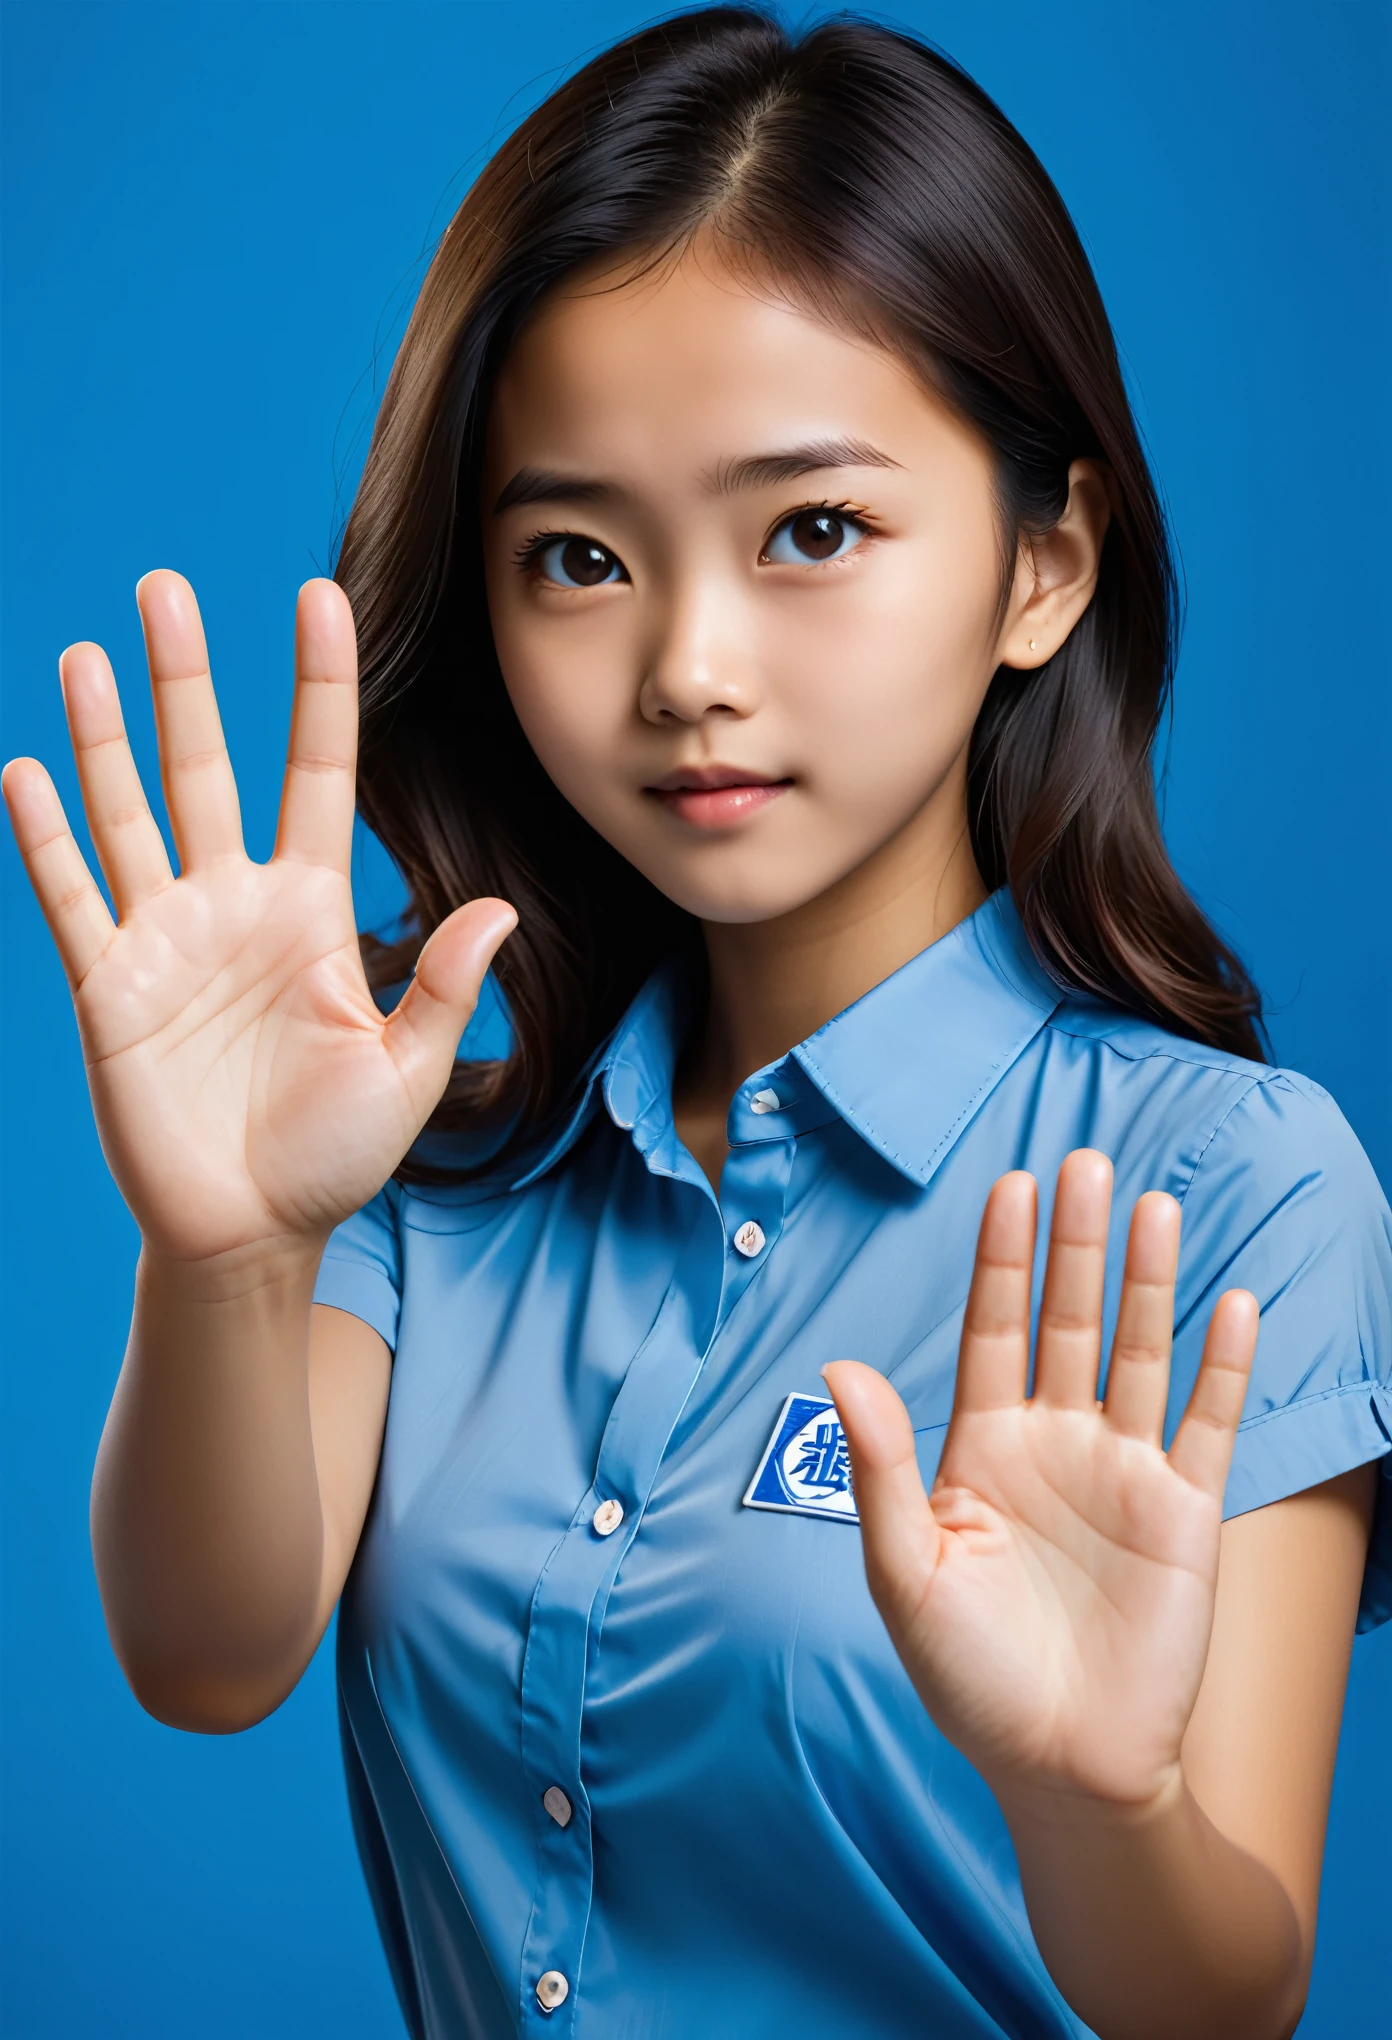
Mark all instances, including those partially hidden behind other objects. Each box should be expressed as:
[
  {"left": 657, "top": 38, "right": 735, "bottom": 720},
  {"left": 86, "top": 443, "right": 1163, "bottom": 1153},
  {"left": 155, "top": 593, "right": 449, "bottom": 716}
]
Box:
[
  {"left": 125, "top": 1671, "right": 289, "bottom": 1736},
  {"left": 94, "top": 1553, "right": 322, "bottom": 1733},
  {"left": 1271, "top": 1964, "right": 1312, "bottom": 2040},
  {"left": 109, "top": 1624, "right": 317, "bottom": 1735},
  {"left": 1086, "top": 1954, "right": 1311, "bottom": 2040},
  {"left": 1088, "top": 1993, "right": 1308, "bottom": 2040},
  {"left": 1260, "top": 1917, "right": 1314, "bottom": 2040},
  {"left": 121, "top": 1654, "right": 304, "bottom": 1734}
]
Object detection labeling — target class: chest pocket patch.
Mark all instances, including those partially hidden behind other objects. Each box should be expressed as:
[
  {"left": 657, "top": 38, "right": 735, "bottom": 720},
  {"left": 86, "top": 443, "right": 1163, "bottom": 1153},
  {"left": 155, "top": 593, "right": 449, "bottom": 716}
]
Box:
[{"left": 743, "top": 1394, "right": 859, "bottom": 1523}]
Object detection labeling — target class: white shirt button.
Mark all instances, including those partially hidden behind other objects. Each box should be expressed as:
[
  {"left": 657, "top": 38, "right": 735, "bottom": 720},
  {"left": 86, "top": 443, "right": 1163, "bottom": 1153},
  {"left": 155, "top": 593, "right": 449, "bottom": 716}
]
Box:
[
  {"left": 733, "top": 1220, "right": 766, "bottom": 1257},
  {"left": 536, "top": 1970, "right": 569, "bottom": 2012},
  {"left": 591, "top": 1497, "right": 624, "bottom": 1536},
  {"left": 542, "top": 1785, "right": 573, "bottom": 1827},
  {"left": 750, "top": 1087, "right": 781, "bottom": 1114}
]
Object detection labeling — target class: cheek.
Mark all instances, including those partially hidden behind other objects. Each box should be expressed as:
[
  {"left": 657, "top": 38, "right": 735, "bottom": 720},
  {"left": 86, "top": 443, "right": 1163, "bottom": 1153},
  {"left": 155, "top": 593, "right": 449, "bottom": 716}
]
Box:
[
  {"left": 489, "top": 602, "right": 635, "bottom": 815},
  {"left": 767, "top": 552, "right": 997, "bottom": 790}
]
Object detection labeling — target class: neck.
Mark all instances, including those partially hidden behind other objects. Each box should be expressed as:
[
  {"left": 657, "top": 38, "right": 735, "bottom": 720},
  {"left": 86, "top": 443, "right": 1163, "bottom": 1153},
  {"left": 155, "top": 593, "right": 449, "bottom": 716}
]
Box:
[{"left": 685, "top": 782, "right": 988, "bottom": 1109}]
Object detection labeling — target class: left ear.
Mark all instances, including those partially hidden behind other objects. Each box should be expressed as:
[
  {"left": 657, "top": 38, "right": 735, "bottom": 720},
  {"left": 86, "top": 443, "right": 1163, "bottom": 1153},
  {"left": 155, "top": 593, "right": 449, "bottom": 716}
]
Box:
[{"left": 996, "top": 459, "right": 1112, "bottom": 670}]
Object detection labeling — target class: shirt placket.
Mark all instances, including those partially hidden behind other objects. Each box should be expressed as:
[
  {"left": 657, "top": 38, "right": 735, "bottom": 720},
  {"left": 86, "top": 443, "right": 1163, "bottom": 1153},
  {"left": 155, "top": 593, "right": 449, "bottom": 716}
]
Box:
[
  {"left": 513, "top": 1074, "right": 801, "bottom": 2030},
  {"left": 716, "top": 1058, "right": 814, "bottom": 1300}
]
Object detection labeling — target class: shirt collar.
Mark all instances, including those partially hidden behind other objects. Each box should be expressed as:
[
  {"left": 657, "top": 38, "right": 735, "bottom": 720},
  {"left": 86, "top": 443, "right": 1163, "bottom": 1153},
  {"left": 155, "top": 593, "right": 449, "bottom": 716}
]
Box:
[
  {"left": 789, "top": 888, "right": 1062, "bottom": 1185},
  {"left": 510, "top": 889, "right": 1063, "bottom": 1192},
  {"left": 507, "top": 954, "right": 696, "bottom": 1190}
]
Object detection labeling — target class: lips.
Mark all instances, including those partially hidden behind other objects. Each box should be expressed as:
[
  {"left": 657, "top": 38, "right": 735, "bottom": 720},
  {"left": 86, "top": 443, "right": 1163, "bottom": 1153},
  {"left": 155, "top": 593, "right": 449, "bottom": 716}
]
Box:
[{"left": 646, "top": 765, "right": 792, "bottom": 829}]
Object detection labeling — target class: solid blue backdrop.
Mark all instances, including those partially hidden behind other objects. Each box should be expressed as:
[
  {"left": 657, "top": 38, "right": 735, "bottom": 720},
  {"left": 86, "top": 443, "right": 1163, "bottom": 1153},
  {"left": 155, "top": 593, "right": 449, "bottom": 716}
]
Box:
[{"left": 2, "top": 3, "right": 1388, "bottom": 2034}]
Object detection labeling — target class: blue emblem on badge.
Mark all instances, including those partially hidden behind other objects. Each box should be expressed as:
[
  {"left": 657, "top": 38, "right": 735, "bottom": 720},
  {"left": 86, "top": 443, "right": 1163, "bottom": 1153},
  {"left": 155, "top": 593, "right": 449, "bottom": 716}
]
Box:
[{"left": 743, "top": 1393, "right": 858, "bottom": 1522}]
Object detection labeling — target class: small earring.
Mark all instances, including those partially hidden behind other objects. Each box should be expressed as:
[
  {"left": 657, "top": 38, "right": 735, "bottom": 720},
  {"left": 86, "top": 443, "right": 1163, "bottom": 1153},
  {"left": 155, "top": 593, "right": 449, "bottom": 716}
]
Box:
[{"left": 1028, "top": 638, "right": 1037, "bottom": 652}]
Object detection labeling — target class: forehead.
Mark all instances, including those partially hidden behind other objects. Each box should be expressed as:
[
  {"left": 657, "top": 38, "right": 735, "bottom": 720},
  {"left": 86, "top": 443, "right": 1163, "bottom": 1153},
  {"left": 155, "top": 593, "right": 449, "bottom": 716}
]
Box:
[{"left": 483, "top": 243, "right": 970, "bottom": 479}]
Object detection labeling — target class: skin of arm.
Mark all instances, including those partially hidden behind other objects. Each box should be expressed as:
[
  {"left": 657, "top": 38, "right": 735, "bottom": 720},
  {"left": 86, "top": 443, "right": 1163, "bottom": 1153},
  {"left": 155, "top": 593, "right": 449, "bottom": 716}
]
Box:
[
  {"left": 481, "top": 253, "right": 1377, "bottom": 2034},
  {"left": 826, "top": 1152, "right": 1378, "bottom": 2040},
  {"left": 3, "top": 569, "right": 504, "bottom": 1735},
  {"left": 92, "top": 1257, "right": 391, "bottom": 1733},
  {"left": 1001, "top": 1462, "right": 1375, "bottom": 2040},
  {"left": 11, "top": 229, "right": 1372, "bottom": 2033}
]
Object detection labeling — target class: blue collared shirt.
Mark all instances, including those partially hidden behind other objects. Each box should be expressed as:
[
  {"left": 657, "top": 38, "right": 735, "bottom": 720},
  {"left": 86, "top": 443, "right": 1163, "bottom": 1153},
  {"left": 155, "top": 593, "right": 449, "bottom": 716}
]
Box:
[{"left": 313, "top": 890, "right": 1392, "bottom": 2040}]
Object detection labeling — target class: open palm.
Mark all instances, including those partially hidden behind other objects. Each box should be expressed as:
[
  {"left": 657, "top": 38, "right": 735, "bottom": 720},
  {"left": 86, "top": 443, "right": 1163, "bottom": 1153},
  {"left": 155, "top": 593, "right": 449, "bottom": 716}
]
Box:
[
  {"left": 825, "top": 1154, "right": 1259, "bottom": 1811},
  {"left": 2, "top": 573, "right": 515, "bottom": 1264}
]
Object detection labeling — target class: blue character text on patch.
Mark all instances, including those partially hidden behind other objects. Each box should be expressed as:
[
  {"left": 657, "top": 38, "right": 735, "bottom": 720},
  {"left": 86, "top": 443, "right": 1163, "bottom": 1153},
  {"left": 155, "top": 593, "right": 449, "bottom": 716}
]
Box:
[{"left": 743, "top": 1392, "right": 860, "bottom": 1523}]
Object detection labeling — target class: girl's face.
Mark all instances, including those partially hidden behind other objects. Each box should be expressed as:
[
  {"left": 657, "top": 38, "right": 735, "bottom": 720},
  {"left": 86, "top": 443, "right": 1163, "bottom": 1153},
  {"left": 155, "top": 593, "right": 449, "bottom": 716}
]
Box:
[{"left": 482, "top": 246, "right": 1048, "bottom": 926}]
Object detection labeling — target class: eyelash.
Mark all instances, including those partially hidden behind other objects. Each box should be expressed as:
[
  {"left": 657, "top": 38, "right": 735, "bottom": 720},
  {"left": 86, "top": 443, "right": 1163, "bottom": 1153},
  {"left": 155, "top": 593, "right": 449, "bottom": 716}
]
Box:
[
  {"left": 512, "top": 499, "right": 880, "bottom": 578},
  {"left": 759, "top": 499, "right": 877, "bottom": 562},
  {"left": 512, "top": 529, "right": 588, "bottom": 572}
]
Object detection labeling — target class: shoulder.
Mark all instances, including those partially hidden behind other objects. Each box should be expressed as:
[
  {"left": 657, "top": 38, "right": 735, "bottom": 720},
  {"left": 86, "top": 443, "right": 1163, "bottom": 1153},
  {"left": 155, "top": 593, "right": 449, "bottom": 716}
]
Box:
[
  {"left": 1051, "top": 1013, "right": 1392, "bottom": 1608},
  {"left": 1040, "top": 998, "right": 1380, "bottom": 1205},
  {"left": 1044, "top": 996, "right": 1270, "bottom": 1099}
]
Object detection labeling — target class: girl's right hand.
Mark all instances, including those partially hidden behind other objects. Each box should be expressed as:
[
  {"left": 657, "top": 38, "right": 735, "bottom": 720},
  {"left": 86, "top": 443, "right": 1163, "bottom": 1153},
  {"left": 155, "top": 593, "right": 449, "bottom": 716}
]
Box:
[{"left": 2, "top": 572, "right": 516, "bottom": 1266}]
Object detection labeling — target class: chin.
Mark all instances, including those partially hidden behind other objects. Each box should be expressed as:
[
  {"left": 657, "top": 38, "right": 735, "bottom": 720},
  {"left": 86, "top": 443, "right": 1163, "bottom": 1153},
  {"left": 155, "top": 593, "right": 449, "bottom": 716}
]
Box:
[{"left": 635, "top": 856, "right": 846, "bottom": 926}]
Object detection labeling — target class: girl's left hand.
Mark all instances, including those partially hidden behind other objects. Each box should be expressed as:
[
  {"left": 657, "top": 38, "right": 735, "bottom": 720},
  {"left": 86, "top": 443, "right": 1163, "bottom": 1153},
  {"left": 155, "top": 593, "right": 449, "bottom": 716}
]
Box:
[{"left": 824, "top": 1149, "right": 1259, "bottom": 1815}]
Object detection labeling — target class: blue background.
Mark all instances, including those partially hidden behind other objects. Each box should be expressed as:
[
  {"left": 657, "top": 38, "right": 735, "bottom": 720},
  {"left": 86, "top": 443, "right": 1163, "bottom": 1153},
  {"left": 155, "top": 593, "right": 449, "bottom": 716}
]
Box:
[{"left": 2, "top": 2, "right": 1388, "bottom": 2032}]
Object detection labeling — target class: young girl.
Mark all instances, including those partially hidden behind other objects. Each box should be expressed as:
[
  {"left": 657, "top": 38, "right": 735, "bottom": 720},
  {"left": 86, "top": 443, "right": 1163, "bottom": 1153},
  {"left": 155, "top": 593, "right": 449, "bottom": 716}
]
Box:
[{"left": 6, "top": 10, "right": 1390, "bottom": 2038}]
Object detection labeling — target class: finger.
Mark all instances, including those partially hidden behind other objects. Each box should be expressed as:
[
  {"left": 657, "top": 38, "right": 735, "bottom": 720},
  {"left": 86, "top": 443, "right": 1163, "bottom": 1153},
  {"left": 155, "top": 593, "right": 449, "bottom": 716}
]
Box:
[
  {"left": 383, "top": 898, "right": 518, "bottom": 1102},
  {"left": 821, "top": 1360, "right": 941, "bottom": 1616},
  {"left": 1032, "top": 1148, "right": 1112, "bottom": 1408},
  {"left": 1166, "top": 1289, "right": 1258, "bottom": 1499},
  {"left": 951, "top": 1171, "right": 1036, "bottom": 1415},
  {"left": 136, "top": 569, "right": 245, "bottom": 868},
  {"left": 1102, "top": 1192, "right": 1181, "bottom": 1445},
  {"left": 58, "top": 641, "right": 174, "bottom": 913},
  {"left": 2, "top": 756, "right": 117, "bottom": 985},
  {"left": 274, "top": 581, "right": 360, "bottom": 872}
]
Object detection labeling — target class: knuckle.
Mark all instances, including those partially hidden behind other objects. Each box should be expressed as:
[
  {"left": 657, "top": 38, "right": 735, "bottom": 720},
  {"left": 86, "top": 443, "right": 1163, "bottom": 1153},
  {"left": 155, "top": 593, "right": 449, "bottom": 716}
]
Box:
[
  {"left": 107, "top": 801, "right": 155, "bottom": 831},
  {"left": 1110, "top": 1339, "right": 1167, "bottom": 1368},
  {"left": 54, "top": 878, "right": 99, "bottom": 914},
  {"left": 1040, "top": 1307, "right": 1100, "bottom": 1335},
  {"left": 28, "top": 825, "right": 73, "bottom": 859}
]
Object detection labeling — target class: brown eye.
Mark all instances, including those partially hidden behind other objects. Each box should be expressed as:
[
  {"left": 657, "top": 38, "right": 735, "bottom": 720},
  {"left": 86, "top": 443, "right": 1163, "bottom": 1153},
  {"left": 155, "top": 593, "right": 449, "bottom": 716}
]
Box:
[
  {"left": 535, "top": 536, "right": 624, "bottom": 587},
  {"left": 764, "top": 509, "right": 865, "bottom": 565},
  {"left": 792, "top": 511, "right": 844, "bottom": 558}
]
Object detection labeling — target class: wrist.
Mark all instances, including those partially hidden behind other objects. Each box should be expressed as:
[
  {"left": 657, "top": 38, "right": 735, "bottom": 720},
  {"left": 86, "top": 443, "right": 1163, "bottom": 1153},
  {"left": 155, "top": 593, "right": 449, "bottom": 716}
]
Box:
[
  {"left": 993, "top": 1764, "right": 1306, "bottom": 2040},
  {"left": 992, "top": 1760, "right": 1188, "bottom": 1844},
  {"left": 136, "top": 1231, "right": 328, "bottom": 1308}
]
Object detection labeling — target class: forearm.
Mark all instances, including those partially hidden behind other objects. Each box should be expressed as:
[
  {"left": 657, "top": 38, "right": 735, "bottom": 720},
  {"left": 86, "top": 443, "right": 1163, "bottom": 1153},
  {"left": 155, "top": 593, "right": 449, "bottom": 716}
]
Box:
[
  {"left": 91, "top": 1237, "right": 329, "bottom": 1731},
  {"left": 1000, "top": 1771, "right": 1306, "bottom": 2040}
]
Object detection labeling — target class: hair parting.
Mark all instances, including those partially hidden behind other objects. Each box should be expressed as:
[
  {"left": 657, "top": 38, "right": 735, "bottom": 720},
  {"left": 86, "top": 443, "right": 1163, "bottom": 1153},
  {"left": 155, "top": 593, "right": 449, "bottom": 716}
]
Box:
[{"left": 336, "top": 4, "right": 1265, "bottom": 1185}]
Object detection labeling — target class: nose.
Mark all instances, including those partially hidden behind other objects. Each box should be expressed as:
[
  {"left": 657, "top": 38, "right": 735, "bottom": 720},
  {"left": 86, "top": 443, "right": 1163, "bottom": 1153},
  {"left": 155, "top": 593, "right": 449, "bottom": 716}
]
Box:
[{"left": 637, "top": 572, "right": 760, "bottom": 726}]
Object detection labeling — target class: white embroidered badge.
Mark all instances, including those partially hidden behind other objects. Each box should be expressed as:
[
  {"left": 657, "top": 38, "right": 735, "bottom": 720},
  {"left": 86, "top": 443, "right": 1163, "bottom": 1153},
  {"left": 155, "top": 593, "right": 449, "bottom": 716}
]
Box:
[{"left": 743, "top": 1392, "right": 859, "bottom": 1523}]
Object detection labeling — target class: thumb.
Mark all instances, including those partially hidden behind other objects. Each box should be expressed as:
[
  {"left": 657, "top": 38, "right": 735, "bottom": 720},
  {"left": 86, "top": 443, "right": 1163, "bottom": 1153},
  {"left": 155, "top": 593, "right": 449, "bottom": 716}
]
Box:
[
  {"left": 383, "top": 897, "right": 517, "bottom": 1096},
  {"left": 821, "top": 1360, "right": 942, "bottom": 1623}
]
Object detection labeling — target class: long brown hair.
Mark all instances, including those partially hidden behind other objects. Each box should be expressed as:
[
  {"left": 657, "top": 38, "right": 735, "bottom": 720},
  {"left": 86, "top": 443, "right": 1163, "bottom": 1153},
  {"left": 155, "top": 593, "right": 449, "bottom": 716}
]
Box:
[{"left": 336, "top": 5, "right": 1265, "bottom": 1185}]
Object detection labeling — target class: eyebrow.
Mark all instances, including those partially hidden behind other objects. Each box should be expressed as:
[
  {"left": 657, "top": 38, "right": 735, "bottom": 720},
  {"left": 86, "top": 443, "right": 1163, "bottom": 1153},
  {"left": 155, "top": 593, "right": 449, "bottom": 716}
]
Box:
[
  {"left": 492, "top": 468, "right": 615, "bottom": 514},
  {"left": 710, "top": 437, "right": 903, "bottom": 494},
  {"left": 491, "top": 436, "right": 902, "bottom": 515}
]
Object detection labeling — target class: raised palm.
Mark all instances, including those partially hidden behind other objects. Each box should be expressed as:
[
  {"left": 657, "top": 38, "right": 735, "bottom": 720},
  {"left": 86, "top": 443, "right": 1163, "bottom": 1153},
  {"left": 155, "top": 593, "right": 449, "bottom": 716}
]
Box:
[
  {"left": 825, "top": 1155, "right": 1258, "bottom": 1812},
  {"left": 2, "top": 572, "right": 515, "bottom": 1264}
]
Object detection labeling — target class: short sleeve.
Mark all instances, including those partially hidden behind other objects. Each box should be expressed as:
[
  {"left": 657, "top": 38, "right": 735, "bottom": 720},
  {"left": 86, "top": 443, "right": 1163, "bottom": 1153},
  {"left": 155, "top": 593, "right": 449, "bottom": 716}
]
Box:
[
  {"left": 313, "top": 1180, "right": 404, "bottom": 1354},
  {"left": 1167, "top": 1071, "right": 1392, "bottom": 1629}
]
